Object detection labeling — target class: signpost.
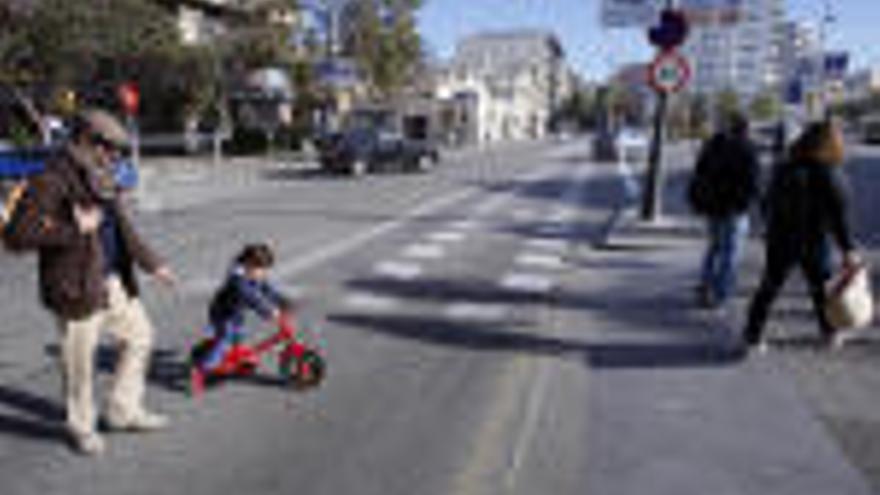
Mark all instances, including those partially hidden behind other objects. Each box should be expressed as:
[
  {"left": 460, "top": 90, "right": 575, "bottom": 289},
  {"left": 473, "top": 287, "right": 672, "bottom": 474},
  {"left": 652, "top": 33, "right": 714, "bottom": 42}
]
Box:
[
  {"left": 642, "top": 4, "right": 690, "bottom": 222},
  {"left": 647, "top": 50, "right": 691, "bottom": 93}
]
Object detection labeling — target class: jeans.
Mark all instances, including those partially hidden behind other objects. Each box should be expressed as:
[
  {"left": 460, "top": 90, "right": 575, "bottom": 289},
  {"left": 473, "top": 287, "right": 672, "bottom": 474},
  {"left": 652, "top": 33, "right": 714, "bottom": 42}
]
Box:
[
  {"left": 700, "top": 214, "right": 750, "bottom": 303},
  {"left": 199, "top": 321, "right": 246, "bottom": 369}
]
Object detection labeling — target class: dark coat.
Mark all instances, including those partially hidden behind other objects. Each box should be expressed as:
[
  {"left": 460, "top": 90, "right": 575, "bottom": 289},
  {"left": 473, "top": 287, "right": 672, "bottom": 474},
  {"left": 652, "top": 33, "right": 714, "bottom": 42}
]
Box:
[
  {"left": 688, "top": 132, "right": 760, "bottom": 217},
  {"left": 5, "top": 143, "right": 162, "bottom": 319},
  {"left": 209, "top": 265, "right": 288, "bottom": 327},
  {"left": 763, "top": 158, "right": 855, "bottom": 255}
]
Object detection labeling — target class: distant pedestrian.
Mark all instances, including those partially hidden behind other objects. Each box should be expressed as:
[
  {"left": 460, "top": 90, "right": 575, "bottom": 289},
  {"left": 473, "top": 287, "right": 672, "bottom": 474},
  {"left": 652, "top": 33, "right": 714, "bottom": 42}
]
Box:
[
  {"left": 4, "top": 109, "right": 177, "bottom": 455},
  {"left": 687, "top": 113, "right": 760, "bottom": 307},
  {"left": 742, "top": 120, "right": 861, "bottom": 353}
]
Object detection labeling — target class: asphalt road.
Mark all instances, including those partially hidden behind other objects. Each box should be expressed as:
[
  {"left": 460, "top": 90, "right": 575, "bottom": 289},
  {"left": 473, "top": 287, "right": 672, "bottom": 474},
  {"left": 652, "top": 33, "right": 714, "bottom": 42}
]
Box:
[
  {"left": 0, "top": 140, "right": 606, "bottom": 495},
  {"left": 0, "top": 139, "right": 878, "bottom": 495}
]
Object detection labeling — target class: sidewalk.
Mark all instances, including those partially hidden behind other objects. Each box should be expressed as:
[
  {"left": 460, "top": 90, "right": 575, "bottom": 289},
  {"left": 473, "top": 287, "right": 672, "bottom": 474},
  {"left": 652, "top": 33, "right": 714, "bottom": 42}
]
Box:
[{"left": 578, "top": 206, "right": 874, "bottom": 493}]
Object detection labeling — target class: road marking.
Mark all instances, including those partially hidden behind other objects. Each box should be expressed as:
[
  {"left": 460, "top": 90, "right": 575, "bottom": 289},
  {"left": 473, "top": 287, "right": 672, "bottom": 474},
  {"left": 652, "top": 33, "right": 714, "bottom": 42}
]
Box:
[
  {"left": 427, "top": 231, "right": 466, "bottom": 243},
  {"left": 402, "top": 243, "right": 446, "bottom": 260},
  {"left": 500, "top": 273, "right": 554, "bottom": 294},
  {"left": 524, "top": 238, "right": 567, "bottom": 252},
  {"left": 373, "top": 261, "right": 423, "bottom": 280},
  {"left": 474, "top": 194, "right": 510, "bottom": 215},
  {"left": 549, "top": 208, "right": 576, "bottom": 223},
  {"left": 512, "top": 208, "right": 535, "bottom": 221},
  {"left": 445, "top": 303, "right": 508, "bottom": 321},
  {"left": 505, "top": 355, "right": 553, "bottom": 490},
  {"left": 515, "top": 252, "right": 564, "bottom": 270},
  {"left": 344, "top": 292, "right": 399, "bottom": 312},
  {"left": 449, "top": 220, "right": 480, "bottom": 231},
  {"left": 180, "top": 161, "right": 571, "bottom": 297},
  {"left": 269, "top": 188, "right": 473, "bottom": 282}
]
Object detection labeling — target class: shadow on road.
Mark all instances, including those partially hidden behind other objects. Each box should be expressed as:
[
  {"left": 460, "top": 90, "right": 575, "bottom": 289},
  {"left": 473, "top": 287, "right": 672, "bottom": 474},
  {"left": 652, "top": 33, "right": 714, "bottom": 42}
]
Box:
[
  {"left": 44, "top": 345, "right": 190, "bottom": 394},
  {"left": 0, "top": 386, "right": 67, "bottom": 444}
]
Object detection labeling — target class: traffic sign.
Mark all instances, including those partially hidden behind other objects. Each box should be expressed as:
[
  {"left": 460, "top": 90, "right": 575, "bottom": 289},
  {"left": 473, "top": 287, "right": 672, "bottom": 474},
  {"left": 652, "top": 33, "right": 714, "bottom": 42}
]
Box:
[
  {"left": 648, "top": 51, "right": 691, "bottom": 93},
  {"left": 648, "top": 8, "right": 689, "bottom": 50}
]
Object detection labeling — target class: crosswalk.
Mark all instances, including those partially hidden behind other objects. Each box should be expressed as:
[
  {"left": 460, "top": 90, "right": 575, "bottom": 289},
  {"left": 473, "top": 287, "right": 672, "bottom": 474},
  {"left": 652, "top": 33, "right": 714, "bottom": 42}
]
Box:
[{"left": 334, "top": 163, "right": 593, "bottom": 323}]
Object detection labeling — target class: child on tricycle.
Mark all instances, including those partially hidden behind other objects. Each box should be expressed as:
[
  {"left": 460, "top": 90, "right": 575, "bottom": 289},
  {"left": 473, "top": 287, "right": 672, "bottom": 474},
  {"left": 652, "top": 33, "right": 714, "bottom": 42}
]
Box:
[{"left": 188, "top": 243, "right": 324, "bottom": 396}]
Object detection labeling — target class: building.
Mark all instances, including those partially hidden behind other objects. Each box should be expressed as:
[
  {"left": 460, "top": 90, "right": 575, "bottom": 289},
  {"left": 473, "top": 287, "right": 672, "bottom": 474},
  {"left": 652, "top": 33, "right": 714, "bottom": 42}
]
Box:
[
  {"left": 681, "top": 0, "right": 785, "bottom": 99},
  {"left": 434, "top": 30, "right": 569, "bottom": 144},
  {"left": 166, "top": 0, "right": 296, "bottom": 46},
  {"left": 778, "top": 21, "right": 820, "bottom": 88},
  {"left": 843, "top": 68, "right": 880, "bottom": 103}
]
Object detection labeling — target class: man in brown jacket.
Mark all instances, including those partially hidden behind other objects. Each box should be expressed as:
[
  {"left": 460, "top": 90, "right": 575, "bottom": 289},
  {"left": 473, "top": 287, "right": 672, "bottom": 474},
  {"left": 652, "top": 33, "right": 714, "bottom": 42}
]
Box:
[{"left": 6, "top": 109, "right": 176, "bottom": 455}]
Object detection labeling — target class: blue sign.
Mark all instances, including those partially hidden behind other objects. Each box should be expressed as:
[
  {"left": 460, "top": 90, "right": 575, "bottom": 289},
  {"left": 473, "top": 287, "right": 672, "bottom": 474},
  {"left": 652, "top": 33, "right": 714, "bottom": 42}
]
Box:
[
  {"left": 681, "top": 0, "right": 742, "bottom": 8},
  {"left": 824, "top": 52, "right": 849, "bottom": 80},
  {"left": 316, "top": 59, "right": 360, "bottom": 87},
  {"left": 785, "top": 80, "right": 803, "bottom": 105}
]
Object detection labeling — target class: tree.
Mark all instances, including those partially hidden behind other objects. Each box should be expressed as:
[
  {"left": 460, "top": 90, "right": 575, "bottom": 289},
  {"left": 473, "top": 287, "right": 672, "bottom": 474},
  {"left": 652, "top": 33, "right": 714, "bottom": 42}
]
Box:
[
  {"left": 715, "top": 88, "right": 741, "bottom": 122},
  {"left": 18, "top": 0, "right": 179, "bottom": 91},
  {"left": 750, "top": 89, "right": 781, "bottom": 121},
  {"left": 341, "top": 0, "right": 425, "bottom": 101}
]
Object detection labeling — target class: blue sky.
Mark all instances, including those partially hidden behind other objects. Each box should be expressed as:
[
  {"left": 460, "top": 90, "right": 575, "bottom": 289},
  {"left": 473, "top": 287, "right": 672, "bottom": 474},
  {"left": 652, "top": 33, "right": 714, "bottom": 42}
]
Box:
[{"left": 417, "top": 0, "right": 880, "bottom": 80}]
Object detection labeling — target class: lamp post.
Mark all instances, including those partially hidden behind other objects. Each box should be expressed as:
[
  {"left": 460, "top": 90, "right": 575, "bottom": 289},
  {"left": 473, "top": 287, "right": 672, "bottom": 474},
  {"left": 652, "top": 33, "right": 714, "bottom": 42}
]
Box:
[{"left": 818, "top": 0, "right": 836, "bottom": 119}]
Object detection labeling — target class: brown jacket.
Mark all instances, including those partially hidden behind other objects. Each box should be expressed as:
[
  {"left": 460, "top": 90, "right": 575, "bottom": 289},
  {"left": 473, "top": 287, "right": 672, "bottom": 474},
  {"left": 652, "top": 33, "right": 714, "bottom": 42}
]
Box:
[{"left": 7, "top": 143, "right": 162, "bottom": 319}]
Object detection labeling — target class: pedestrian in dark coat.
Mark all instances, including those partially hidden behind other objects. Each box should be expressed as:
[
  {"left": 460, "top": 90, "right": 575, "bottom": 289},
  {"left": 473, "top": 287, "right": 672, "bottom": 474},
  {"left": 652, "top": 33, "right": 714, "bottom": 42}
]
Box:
[
  {"left": 688, "top": 113, "right": 760, "bottom": 307},
  {"left": 743, "top": 120, "right": 861, "bottom": 353},
  {"left": 4, "top": 109, "right": 177, "bottom": 455}
]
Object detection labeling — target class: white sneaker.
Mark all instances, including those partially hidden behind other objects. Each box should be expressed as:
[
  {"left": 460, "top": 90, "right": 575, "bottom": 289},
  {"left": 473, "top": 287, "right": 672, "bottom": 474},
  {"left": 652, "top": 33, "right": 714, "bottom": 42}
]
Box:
[
  {"left": 72, "top": 431, "right": 105, "bottom": 456},
  {"left": 107, "top": 410, "right": 169, "bottom": 432}
]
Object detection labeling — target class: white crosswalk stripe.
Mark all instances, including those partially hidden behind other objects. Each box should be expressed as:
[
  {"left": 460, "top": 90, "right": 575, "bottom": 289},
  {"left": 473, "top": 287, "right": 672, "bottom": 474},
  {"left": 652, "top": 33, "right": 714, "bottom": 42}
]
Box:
[
  {"left": 500, "top": 273, "right": 555, "bottom": 294},
  {"left": 402, "top": 243, "right": 446, "bottom": 260},
  {"left": 344, "top": 292, "right": 400, "bottom": 312},
  {"left": 427, "top": 231, "right": 466, "bottom": 243},
  {"left": 373, "top": 261, "right": 423, "bottom": 280},
  {"left": 515, "top": 252, "right": 565, "bottom": 270},
  {"left": 445, "top": 303, "right": 508, "bottom": 321}
]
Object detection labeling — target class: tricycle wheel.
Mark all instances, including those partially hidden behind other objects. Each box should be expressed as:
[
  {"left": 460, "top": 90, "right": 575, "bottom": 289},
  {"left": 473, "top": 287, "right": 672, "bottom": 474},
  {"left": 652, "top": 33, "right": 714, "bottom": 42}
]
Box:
[{"left": 280, "top": 350, "right": 326, "bottom": 390}]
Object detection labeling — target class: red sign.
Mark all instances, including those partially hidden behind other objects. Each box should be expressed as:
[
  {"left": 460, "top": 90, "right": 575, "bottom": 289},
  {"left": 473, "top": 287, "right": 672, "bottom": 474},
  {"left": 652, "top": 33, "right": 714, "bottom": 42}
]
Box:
[
  {"left": 117, "top": 82, "right": 140, "bottom": 115},
  {"left": 647, "top": 51, "right": 691, "bottom": 94}
]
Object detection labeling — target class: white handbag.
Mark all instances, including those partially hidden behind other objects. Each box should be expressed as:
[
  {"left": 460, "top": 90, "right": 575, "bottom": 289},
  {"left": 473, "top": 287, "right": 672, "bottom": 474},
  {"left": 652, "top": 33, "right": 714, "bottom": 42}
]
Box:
[{"left": 825, "top": 263, "right": 875, "bottom": 330}]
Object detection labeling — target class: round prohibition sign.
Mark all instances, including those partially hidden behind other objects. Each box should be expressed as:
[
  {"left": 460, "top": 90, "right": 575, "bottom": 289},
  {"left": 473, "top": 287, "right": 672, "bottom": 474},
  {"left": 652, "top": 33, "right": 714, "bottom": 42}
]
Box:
[{"left": 648, "top": 51, "right": 691, "bottom": 94}]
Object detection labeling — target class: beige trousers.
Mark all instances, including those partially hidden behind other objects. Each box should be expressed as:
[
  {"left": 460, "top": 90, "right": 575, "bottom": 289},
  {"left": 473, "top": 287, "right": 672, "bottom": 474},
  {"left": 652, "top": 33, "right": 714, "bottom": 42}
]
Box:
[{"left": 57, "top": 276, "right": 154, "bottom": 437}]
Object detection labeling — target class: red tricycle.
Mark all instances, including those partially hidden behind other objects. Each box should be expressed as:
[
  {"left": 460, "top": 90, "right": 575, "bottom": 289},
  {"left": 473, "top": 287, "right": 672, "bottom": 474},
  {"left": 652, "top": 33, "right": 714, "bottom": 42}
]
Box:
[{"left": 187, "top": 312, "right": 326, "bottom": 397}]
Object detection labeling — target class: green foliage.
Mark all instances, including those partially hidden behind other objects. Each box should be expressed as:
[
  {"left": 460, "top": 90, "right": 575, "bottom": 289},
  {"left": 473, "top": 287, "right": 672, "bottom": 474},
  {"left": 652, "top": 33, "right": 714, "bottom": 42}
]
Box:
[
  {"left": 555, "top": 88, "right": 596, "bottom": 130},
  {"left": 16, "top": 0, "right": 179, "bottom": 87},
  {"left": 715, "top": 89, "right": 741, "bottom": 121},
  {"left": 342, "top": 0, "right": 425, "bottom": 100},
  {"left": 749, "top": 90, "right": 781, "bottom": 121}
]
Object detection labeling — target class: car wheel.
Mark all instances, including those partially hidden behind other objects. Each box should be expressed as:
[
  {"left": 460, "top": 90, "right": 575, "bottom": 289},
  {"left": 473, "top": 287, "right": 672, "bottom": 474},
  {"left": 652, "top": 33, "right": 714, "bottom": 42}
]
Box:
[{"left": 351, "top": 159, "right": 367, "bottom": 177}]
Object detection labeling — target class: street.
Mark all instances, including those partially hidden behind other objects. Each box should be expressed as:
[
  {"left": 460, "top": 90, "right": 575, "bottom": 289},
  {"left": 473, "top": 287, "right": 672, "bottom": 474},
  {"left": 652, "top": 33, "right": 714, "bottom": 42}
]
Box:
[{"left": 0, "top": 138, "right": 879, "bottom": 495}]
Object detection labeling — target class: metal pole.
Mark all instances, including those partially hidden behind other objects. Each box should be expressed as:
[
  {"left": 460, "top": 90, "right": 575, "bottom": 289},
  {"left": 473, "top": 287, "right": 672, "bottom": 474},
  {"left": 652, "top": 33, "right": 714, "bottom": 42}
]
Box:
[
  {"left": 640, "top": 0, "right": 674, "bottom": 222},
  {"left": 641, "top": 89, "right": 668, "bottom": 221}
]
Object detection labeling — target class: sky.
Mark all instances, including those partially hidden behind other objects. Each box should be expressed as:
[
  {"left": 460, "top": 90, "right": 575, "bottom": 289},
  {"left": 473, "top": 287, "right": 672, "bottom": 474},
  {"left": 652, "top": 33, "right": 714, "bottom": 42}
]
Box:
[{"left": 416, "top": 0, "right": 880, "bottom": 81}]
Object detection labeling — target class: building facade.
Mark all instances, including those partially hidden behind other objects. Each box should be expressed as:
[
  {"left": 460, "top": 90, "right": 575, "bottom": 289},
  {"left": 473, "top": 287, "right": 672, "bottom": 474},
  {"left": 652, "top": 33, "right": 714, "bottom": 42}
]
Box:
[
  {"left": 682, "top": 0, "right": 785, "bottom": 99},
  {"left": 434, "top": 30, "right": 569, "bottom": 144}
]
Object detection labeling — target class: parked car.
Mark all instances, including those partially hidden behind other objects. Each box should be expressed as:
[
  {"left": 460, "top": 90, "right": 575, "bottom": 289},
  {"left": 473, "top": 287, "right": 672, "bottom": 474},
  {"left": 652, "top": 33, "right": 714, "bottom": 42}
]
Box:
[{"left": 317, "top": 127, "right": 439, "bottom": 176}]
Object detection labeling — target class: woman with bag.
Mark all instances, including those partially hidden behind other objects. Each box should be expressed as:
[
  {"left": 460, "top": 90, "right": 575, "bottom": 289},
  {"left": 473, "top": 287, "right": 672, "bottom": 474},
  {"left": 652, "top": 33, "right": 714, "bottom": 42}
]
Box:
[{"left": 742, "top": 120, "right": 862, "bottom": 353}]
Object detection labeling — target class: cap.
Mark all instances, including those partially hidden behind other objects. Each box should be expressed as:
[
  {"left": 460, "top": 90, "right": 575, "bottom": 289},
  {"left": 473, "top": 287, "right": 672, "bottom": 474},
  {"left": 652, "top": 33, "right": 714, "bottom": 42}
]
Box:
[{"left": 77, "top": 108, "right": 130, "bottom": 148}]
